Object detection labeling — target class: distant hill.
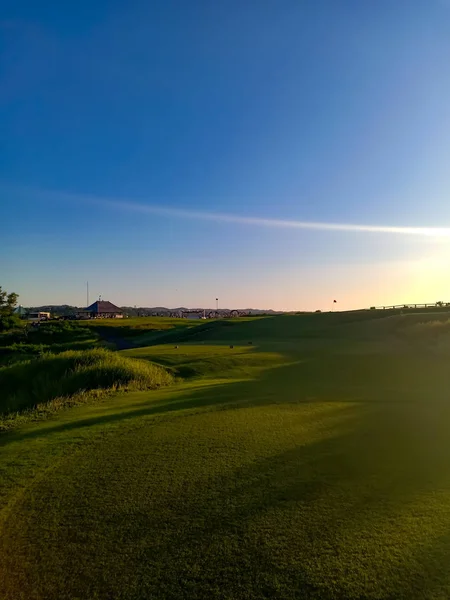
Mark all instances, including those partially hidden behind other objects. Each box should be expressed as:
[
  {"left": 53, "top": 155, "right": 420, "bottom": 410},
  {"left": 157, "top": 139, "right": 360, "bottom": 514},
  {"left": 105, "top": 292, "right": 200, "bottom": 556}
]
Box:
[
  {"left": 120, "top": 306, "right": 282, "bottom": 317},
  {"left": 27, "top": 305, "right": 283, "bottom": 317},
  {"left": 28, "top": 305, "right": 78, "bottom": 316}
]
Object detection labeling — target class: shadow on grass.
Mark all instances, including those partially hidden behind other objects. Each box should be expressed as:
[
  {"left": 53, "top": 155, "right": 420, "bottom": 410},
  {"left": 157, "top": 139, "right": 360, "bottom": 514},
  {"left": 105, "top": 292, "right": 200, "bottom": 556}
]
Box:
[
  {"left": 4, "top": 395, "right": 450, "bottom": 599},
  {"left": 142, "top": 310, "right": 414, "bottom": 348},
  {"left": 87, "top": 320, "right": 194, "bottom": 350},
  {"left": 97, "top": 401, "right": 450, "bottom": 598},
  {"left": 3, "top": 348, "right": 449, "bottom": 449},
  {"left": 0, "top": 359, "right": 297, "bottom": 447}
]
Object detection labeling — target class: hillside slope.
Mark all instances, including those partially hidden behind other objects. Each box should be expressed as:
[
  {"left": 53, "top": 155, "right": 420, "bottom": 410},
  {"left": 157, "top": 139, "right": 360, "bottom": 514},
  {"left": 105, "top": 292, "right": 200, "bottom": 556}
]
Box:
[{"left": 147, "top": 310, "right": 450, "bottom": 345}]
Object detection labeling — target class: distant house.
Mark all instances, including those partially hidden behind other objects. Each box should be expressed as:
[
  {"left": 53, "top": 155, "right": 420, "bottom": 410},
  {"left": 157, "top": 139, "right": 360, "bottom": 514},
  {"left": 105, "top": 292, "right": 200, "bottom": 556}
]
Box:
[
  {"left": 78, "top": 301, "right": 124, "bottom": 319},
  {"left": 26, "top": 311, "right": 51, "bottom": 322}
]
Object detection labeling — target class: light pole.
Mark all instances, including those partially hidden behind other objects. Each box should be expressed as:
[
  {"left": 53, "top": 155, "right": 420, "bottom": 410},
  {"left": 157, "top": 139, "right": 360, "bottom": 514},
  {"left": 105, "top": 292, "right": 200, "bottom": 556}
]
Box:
[{"left": 216, "top": 298, "right": 219, "bottom": 312}]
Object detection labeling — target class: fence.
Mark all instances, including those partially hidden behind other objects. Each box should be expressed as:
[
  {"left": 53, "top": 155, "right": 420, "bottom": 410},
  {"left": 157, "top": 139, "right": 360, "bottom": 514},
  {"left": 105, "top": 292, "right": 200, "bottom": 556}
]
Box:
[{"left": 370, "top": 303, "right": 450, "bottom": 310}]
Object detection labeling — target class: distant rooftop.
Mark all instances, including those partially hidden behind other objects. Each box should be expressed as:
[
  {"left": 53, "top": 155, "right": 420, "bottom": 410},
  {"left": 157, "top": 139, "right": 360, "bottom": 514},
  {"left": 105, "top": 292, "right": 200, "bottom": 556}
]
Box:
[{"left": 83, "top": 301, "right": 123, "bottom": 313}]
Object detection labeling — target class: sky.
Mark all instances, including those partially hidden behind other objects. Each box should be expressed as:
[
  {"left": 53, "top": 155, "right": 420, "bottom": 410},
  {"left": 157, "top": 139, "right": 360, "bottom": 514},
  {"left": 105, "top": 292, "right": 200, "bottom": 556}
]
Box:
[{"left": 2, "top": 0, "right": 450, "bottom": 311}]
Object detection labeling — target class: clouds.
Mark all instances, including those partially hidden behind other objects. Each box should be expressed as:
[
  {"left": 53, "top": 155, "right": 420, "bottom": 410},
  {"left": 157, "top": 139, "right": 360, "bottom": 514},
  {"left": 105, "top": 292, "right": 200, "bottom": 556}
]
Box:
[
  {"left": 84, "top": 195, "right": 450, "bottom": 238},
  {"left": 7, "top": 183, "right": 450, "bottom": 241}
]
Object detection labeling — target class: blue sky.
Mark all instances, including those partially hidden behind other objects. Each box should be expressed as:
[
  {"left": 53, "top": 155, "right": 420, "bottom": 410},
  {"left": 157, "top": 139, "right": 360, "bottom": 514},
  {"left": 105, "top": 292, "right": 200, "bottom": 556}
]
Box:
[{"left": 2, "top": 0, "right": 450, "bottom": 310}]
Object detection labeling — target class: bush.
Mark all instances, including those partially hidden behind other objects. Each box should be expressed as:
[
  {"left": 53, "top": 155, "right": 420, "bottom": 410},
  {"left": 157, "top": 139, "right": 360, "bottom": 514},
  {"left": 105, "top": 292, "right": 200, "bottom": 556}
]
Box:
[
  {"left": 0, "top": 348, "right": 174, "bottom": 418},
  {"left": 0, "top": 314, "right": 21, "bottom": 332}
]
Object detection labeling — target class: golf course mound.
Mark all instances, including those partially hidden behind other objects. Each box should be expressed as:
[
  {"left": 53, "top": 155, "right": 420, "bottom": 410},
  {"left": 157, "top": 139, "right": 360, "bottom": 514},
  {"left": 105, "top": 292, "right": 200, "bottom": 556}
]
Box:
[
  {"left": 149, "top": 310, "right": 450, "bottom": 347},
  {"left": 0, "top": 348, "right": 174, "bottom": 420}
]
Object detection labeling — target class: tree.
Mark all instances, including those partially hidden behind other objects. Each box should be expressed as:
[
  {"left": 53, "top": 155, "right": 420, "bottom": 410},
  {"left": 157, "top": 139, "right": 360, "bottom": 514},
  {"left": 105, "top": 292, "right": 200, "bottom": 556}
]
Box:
[{"left": 0, "top": 286, "right": 20, "bottom": 331}]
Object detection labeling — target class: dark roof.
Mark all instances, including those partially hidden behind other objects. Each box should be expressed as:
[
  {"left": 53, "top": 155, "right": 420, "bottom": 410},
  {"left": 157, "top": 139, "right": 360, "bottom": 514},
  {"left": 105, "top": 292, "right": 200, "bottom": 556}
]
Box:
[{"left": 84, "top": 301, "right": 123, "bottom": 313}]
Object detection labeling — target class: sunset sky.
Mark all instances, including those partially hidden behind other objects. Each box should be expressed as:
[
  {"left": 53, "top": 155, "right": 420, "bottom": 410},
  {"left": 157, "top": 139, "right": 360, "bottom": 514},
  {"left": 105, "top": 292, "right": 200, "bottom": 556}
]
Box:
[{"left": 3, "top": 1, "right": 450, "bottom": 310}]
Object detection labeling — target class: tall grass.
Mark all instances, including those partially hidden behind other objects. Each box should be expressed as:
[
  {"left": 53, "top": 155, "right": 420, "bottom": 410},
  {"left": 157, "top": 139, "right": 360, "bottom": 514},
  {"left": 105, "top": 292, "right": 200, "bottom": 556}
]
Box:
[
  {"left": 402, "top": 318, "right": 450, "bottom": 341},
  {"left": 0, "top": 348, "right": 174, "bottom": 423},
  {"left": 0, "top": 320, "right": 104, "bottom": 366}
]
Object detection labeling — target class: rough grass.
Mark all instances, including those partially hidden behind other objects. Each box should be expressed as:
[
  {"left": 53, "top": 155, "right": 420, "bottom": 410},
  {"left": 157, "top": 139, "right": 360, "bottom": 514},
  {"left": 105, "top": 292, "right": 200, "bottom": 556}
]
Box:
[
  {"left": 0, "top": 321, "right": 103, "bottom": 366},
  {"left": 403, "top": 318, "right": 450, "bottom": 338},
  {"left": 0, "top": 348, "right": 174, "bottom": 427}
]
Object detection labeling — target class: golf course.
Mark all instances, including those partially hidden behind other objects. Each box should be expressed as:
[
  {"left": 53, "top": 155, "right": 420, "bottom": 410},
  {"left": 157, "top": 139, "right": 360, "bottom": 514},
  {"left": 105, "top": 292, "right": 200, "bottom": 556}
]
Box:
[{"left": 2, "top": 311, "right": 450, "bottom": 599}]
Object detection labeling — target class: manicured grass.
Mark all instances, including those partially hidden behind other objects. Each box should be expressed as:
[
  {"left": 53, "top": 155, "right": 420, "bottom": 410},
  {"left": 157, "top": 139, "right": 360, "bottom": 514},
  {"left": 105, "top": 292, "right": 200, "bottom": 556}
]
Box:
[
  {"left": 122, "top": 343, "right": 288, "bottom": 379},
  {"left": 2, "top": 313, "right": 450, "bottom": 598}
]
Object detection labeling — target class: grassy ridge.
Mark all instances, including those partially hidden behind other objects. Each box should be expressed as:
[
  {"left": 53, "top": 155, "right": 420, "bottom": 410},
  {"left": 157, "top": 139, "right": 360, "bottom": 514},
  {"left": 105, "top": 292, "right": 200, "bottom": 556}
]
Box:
[
  {"left": 0, "top": 348, "right": 173, "bottom": 425},
  {"left": 122, "top": 344, "right": 288, "bottom": 379},
  {"left": 79, "top": 316, "right": 192, "bottom": 333},
  {"left": 78, "top": 316, "right": 195, "bottom": 346},
  {"left": 0, "top": 318, "right": 193, "bottom": 364},
  {"left": 143, "top": 310, "right": 450, "bottom": 347},
  {"left": 2, "top": 311, "right": 449, "bottom": 422},
  {"left": 0, "top": 321, "right": 102, "bottom": 366}
]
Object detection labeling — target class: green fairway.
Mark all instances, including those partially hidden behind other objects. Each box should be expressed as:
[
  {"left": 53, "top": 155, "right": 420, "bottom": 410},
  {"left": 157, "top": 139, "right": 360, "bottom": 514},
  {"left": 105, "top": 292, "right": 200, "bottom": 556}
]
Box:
[
  {"left": 2, "top": 313, "right": 450, "bottom": 598},
  {"left": 78, "top": 316, "right": 196, "bottom": 347}
]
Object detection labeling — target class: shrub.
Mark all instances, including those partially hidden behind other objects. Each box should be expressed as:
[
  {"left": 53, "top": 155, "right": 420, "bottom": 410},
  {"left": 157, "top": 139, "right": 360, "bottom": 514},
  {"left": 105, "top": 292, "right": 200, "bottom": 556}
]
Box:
[
  {"left": 0, "top": 348, "right": 174, "bottom": 418},
  {"left": 0, "top": 315, "right": 21, "bottom": 332},
  {"left": 0, "top": 286, "right": 20, "bottom": 331}
]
